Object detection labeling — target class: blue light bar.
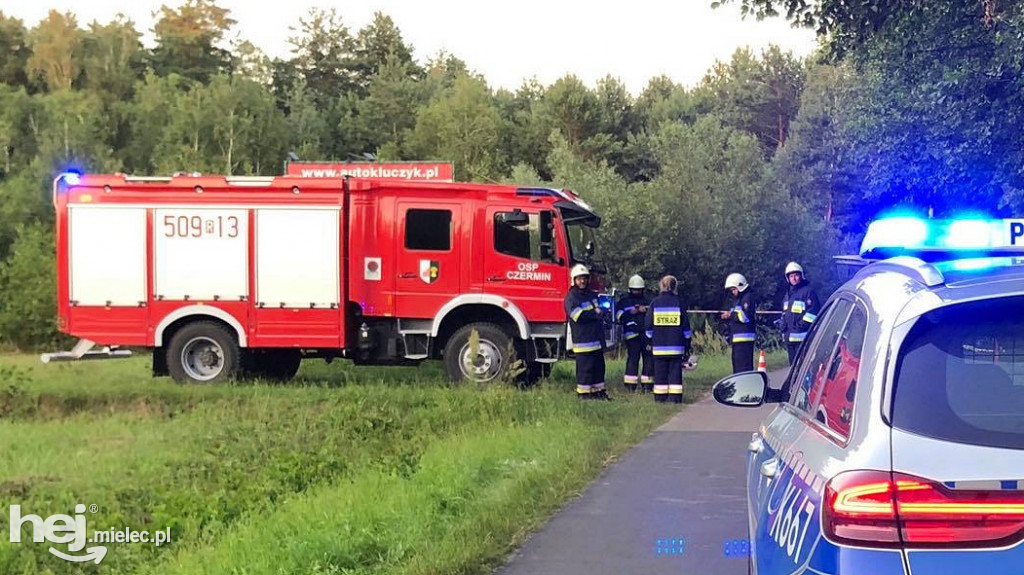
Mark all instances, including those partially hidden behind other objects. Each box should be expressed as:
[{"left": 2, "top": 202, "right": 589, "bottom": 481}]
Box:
[
  {"left": 61, "top": 172, "right": 81, "bottom": 186},
  {"left": 861, "top": 217, "right": 928, "bottom": 252},
  {"left": 860, "top": 217, "right": 1024, "bottom": 262}
]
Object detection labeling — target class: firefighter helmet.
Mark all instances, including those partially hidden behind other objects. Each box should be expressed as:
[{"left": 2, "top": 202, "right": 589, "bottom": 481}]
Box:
[
  {"left": 724, "top": 273, "right": 748, "bottom": 292},
  {"left": 628, "top": 274, "right": 645, "bottom": 289},
  {"left": 570, "top": 264, "right": 591, "bottom": 280},
  {"left": 785, "top": 261, "right": 804, "bottom": 276}
]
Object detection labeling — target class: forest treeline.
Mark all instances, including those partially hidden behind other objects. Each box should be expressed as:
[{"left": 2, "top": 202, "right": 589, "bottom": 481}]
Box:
[{"left": 0, "top": 0, "right": 1020, "bottom": 348}]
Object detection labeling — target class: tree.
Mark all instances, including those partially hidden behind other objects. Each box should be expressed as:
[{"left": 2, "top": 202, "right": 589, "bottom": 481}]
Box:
[
  {"left": 78, "top": 15, "right": 144, "bottom": 99},
  {"left": 0, "top": 222, "right": 63, "bottom": 349},
  {"left": 0, "top": 12, "right": 31, "bottom": 89},
  {"left": 0, "top": 86, "right": 36, "bottom": 176},
  {"left": 536, "top": 75, "right": 600, "bottom": 156},
  {"left": 232, "top": 40, "right": 273, "bottom": 86},
  {"left": 407, "top": 74, "right": 505, "bottom": 181},
  {"left": 25, "top": 10, "right": 82, "bottom": 92},
  {"left": 150, "top": 0, "right": 235, "bottom": 84},
  {"left": 288, "top": 8, "right": 356, "bottom": 108},
  {"left": 495, "top": 79, "right": 551, "bottom": 179},
  {"left": 771, "top": 63, "right": 865, "bottom": 234},
  {"left": 692, "top": 47, "right": 805, "bottom": 154},
  {"left": 352, "top": 12, "right": 418, "bottom": 93},
  {"left": 351, "top": 56, "right": 429, "bottom": 157}
]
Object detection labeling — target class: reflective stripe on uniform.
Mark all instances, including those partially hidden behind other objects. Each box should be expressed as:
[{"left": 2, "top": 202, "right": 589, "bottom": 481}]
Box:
[
  {"left": 576, "top": 384, "right": 592, "bottom": 395},
  {"left": 653, "top": 384, "right": 669, "bottom": 394},
  {"left": 574, "top": 341, "right": 603, "bottom": 353},
  {"left": 669, "top": 384, "right": 683, "bottom": 394},
  {"left": 624, "top": 374, "right": 639, "bottom": 383},
  {"left": 571, "top": 307, "right": 585, "bottom": 321},
  {"left": 683, "top": 330, "right": 692, "bottom": 338},
  {"left": 732, "top": 333, "right": 755, "bottom": 342},
  {"left": 653, "top": 307, "right": 682, "bottom": 326},
  {"left": 803, "top": 312, "right": 818, "bottom": 324},
  {"left": 624, "top": 332, "right": 640, "bottom": 340},
  {"left": 645, "top": 330, "right": 654, "bottom": 339},
  {"left": 789, "top": 332, "right": 807, "bottom": 342},
  {"left": 653, "top": 345, "right": 685, "bottom": 355},
  {"left": 735, "top": 306, "right": 751, "bottom": 324},
  {"left": 591, "top": 382, "right": 605, "bottom": 391},
  {"left": 791, "top": 301, "right": 806, "bottom": 314}
]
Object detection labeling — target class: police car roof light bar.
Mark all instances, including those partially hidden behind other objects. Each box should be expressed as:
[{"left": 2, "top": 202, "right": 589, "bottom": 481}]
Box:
[{"left": 859, "top": 217, "right": 1024, "bottom": 263}]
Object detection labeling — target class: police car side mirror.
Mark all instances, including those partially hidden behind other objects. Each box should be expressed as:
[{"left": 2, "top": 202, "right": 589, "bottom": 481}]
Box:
[{"left": 712, "top": 372, "right": 769, "bottom": 408}]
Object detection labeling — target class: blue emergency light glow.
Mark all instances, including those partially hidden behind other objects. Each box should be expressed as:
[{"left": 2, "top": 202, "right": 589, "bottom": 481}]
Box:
[
  {"left": 598, "top": 295, "right": 613, "bottom": 310},
  {"left": 861, "top": 217, "right": 928, "bottom": 252},
  {"left": 61, "top": 172, "right": 81, "bottom": 186},
  {"left": 860, "top": 216, "right": 1024, "bottom": 262},
  {"left": 946, "top": 219, "right": 996, "bottom": 249}
]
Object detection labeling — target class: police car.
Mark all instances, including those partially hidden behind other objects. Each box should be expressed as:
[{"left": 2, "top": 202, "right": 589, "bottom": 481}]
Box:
[{"left": 713, "top": 217, "right": 1024, "bottom": 575}]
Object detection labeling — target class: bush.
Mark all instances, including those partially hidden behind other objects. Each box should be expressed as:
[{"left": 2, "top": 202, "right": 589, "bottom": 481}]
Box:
[{"left": 0, "top": 223, "right": 66, "bottom": 350}]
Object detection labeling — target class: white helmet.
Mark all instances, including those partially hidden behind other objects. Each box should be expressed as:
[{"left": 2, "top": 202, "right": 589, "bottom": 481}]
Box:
[
  {"left": 628, "top": 274, "right": 645, "bottom": 289},
  {"left": 785, "top": 261, "right": 804, "bottom": 276},
  {"left": 570, "top": 264, "right": 590, "bottom": 281},
  {"left": 724, "top": 273, "right": 748, "bottom": 292}
]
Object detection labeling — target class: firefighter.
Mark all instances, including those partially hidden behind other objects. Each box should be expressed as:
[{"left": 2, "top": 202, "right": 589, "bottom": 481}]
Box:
[
  {"left": 645, "top": 275, "right": 692, "bottom": 403},
  {"left": 565, "top": 264, "right": 610, "bottom": 400},
  {"left": 780, "top": 261, "right": 819, "bottom": 365},
  {"left": 617, "top": 274, "right": 653, "bottom": 392},
  {"left": 721, "top": 272, "right": 756, "bottom": 374}
]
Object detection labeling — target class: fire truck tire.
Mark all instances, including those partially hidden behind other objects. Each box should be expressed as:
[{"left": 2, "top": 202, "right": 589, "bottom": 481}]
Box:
[
  {"left": 443, "top": 323, "right": 515, "bottom": 383},
  {"left": 167, "top": 321, "right": 240, "bottom": 384}
]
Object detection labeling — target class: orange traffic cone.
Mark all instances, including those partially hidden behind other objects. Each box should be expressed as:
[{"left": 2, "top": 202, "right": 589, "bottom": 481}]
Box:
[{"left": 757, "top": 350, "right": 767, "bottom": 372}]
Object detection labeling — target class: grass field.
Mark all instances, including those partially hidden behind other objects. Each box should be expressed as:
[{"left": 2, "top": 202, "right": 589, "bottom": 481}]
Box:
[{"left": 0, "top": 350, "right": 787, "bottom": 575}]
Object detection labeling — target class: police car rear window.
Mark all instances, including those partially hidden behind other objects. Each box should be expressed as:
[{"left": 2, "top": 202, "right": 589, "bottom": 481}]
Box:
[{"left": 892, "top": 296, "right": 1024, "bottom": 450}]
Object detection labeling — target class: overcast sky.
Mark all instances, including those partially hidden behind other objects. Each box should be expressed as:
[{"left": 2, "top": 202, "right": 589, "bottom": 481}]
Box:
[{"left": 6, "top": 0, "right": 821, "bottom": 94}]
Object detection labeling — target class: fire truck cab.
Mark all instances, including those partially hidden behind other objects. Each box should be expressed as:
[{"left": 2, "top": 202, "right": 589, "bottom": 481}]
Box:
[{"left": 42, "top": 172, "right": 614, "bottom": 384}]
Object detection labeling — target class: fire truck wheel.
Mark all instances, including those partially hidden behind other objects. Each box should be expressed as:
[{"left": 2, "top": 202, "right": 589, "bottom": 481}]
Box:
[
  {"left": 444, "top": 323, "right": 515, "bottom": 384},
  {"left": 167, "top": 321, "right": 240, "bottom": 384}
]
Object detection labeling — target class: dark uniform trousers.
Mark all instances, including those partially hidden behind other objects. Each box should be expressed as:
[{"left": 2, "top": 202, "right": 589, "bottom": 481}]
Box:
[
  {"left": 624, "top": 337, "right": 653, "bottom": 392},
  {"left": 575, "top": 351, "right": 606, "bottom": 395},
  {"left": 645, "top": 292, "right": 692, "bottom": 404},
  {"left": 728, "top": 291, "right": 757, "bottom": 374}
]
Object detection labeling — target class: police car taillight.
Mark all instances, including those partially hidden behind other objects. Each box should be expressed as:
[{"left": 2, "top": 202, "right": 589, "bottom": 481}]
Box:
[
  {"left": 824, "top": 470, "right": 1024, "bottom": 548},
  {"left": 823, "top": 470, "right": 901, "bottom": 546}
]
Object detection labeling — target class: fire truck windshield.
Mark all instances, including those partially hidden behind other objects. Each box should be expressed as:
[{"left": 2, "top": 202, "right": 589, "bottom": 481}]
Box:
[{"left": 565, "top": 222, "right": 603, "bottom": 272}]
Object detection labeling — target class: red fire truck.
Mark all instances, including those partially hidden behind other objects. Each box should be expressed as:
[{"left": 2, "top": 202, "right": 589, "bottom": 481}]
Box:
[{"left": 41, "top": 172, "right": 615, "bottom": 384}]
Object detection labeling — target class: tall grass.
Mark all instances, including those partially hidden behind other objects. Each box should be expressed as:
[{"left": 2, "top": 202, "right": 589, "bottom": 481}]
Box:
[{"left": 0, "top": 350, "right": 786, "bottom": 574}]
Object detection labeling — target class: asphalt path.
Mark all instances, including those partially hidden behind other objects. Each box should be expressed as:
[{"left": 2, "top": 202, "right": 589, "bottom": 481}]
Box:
[{"left": 493, "top": 369, "right": 789, "bottom": 575}]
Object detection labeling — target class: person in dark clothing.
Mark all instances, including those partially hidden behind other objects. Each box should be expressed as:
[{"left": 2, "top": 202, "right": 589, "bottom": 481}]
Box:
[
  {"left": 721, "top": 272, "right": 756, "bottom": 374},
  {"left": 617, "top": 274, "right": 653, "bottom": 392},
  {"left": 780, "top": 261, "right": 819, "bottom": 365},
  {"left": 565, "top": 264, "right": 610, "bottom": 400},
  {"left": 645, "top": 275, "right": 692, "bottom": 404}
]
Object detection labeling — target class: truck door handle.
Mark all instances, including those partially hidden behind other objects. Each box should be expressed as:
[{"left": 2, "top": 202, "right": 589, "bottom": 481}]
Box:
[
  {"left": 399, "top": 272, "right": 416, "bottom": 279},
  {"left": 487, "top": 276, "right": 505, "bottom": 282},
  {"left": 748, "top": 434, "right": 764, "bottom": 454},
  {"left": 760, "top": 458, "right": 779, "bottom": 478}
]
